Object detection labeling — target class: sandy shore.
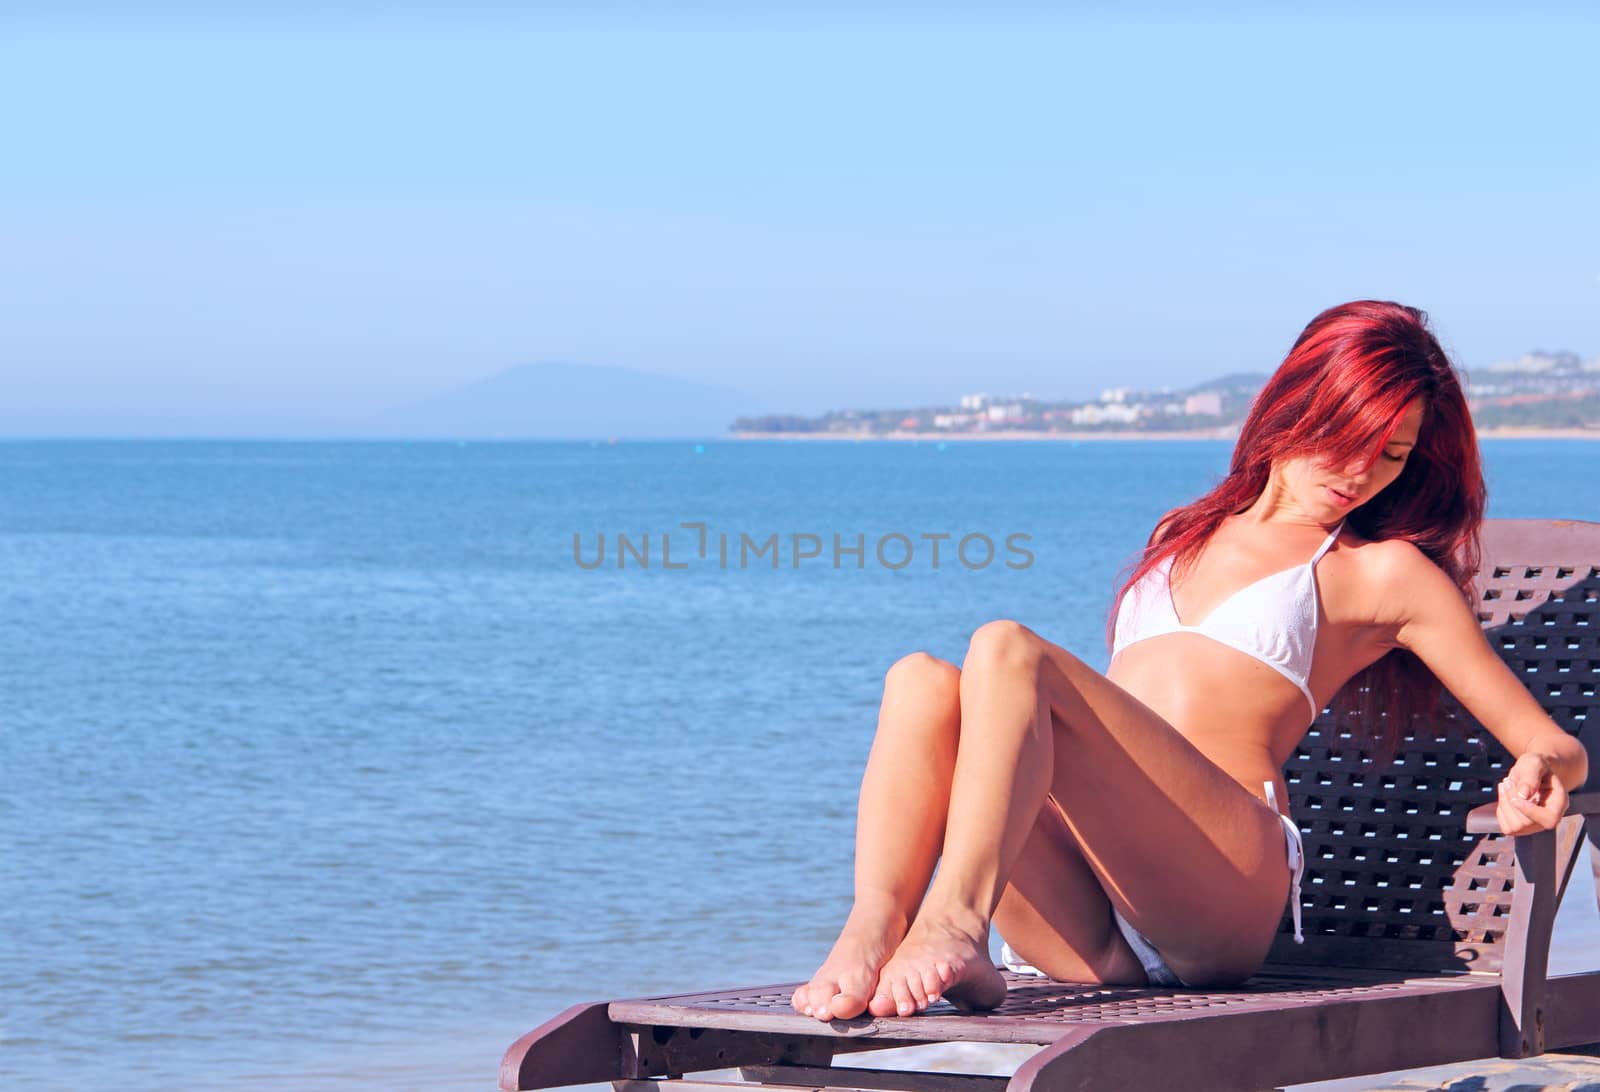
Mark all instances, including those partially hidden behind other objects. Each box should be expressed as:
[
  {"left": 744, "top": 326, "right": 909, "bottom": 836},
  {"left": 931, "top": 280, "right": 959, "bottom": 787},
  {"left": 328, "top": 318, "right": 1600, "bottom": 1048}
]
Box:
[{"left": 734, "top": 427, "right": 1600, "bottom": 441}]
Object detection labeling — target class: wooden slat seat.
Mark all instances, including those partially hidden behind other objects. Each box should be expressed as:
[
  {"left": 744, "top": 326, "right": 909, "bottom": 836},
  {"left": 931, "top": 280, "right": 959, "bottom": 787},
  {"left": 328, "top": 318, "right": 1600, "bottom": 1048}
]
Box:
[{"left": 607, "top": 967, "right": 1494, "bottom": 1045}]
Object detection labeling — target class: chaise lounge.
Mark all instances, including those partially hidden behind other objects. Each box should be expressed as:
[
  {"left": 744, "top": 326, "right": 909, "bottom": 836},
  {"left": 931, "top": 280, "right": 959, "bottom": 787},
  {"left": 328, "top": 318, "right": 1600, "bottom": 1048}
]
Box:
[{"left": 501, "top": 517, "right": 1600, "bottom": 1092}]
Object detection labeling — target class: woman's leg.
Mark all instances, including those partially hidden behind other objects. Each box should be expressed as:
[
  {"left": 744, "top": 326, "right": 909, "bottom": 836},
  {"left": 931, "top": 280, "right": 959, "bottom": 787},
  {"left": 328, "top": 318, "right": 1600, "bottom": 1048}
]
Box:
[
  {"left": 790, "top": 651, "right": 961, "bottom": 1021},
  {"left": 793, "top": 648, "right": 1152, "bottom": 1021},
  {"left": 989, "top": 795, "right": 1151, "bottom": 985},
  {"left": 867, "top": 619, "right": 1291, "bottom": 1016}
]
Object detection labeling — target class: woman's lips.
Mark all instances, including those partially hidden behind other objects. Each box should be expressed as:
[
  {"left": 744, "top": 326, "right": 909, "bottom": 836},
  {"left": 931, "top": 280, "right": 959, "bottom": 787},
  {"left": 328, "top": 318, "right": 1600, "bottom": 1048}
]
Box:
[{"left": 1326, "top": 485, "right": 1357, "bottom": 507}]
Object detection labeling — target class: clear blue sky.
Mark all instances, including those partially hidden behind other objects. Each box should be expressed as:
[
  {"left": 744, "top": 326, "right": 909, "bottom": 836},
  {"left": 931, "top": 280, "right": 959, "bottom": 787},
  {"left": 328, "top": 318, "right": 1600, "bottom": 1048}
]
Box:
[{"left": 2, "top": 3, "right": 1596, "bottom": 431}]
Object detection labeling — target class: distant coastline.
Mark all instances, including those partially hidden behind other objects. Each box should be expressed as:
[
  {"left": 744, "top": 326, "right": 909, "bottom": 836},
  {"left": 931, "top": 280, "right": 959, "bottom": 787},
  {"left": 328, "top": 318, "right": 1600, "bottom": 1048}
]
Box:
[
  {"left": 735, "top": 426, "right": 1600, "bottom": 441},
  {"left": 732, "top": 352, "right": 1600, "bottom": 442},
  {"left": 1478, "top": 426, "right": 1600, "bottom": 440}
]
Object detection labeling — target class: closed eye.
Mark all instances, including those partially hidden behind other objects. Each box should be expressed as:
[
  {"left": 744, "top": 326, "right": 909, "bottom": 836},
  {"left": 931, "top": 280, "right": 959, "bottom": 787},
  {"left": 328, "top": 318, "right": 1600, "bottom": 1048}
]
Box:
[{"left": 1383, "top": 451, "right": 1408, "bottom": 463}]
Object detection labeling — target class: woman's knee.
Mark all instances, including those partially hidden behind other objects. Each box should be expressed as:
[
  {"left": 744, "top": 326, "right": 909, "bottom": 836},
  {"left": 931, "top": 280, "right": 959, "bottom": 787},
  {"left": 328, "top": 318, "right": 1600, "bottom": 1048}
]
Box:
[
  {"left": 964, "top": 618, "right": 1044, "bottom": 676},
  {"left": 882, "top": 652, "right": 961, "bottom": 723}
]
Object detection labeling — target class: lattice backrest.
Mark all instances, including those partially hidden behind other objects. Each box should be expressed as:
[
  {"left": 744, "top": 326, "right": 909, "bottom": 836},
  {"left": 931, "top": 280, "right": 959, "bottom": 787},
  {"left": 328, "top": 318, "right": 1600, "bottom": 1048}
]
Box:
[{"left": 1271, "top": 519, "right": 1600, "bottom": 973}]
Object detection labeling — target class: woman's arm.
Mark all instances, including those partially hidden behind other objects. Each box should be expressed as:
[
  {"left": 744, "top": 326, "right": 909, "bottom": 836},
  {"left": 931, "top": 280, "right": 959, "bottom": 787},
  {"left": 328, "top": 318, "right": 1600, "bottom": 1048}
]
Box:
[{"left": 1381, "top": 541, "right": 1589, "bottom": 835}]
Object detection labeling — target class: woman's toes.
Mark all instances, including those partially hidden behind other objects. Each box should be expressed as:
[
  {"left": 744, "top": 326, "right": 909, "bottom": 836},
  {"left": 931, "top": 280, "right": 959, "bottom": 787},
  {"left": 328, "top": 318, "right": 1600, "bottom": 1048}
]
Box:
[
  {"left": 904, "top": 972, "right": 928, "bottom": 1010},
  {"left": 827, "top": 976, "right": 867, "bottom": 1020},
  {"left": 918, "top": 967, "right": 945, "bottom": 1004},
  {"left": 800, "top": 980, "right": 828, "bottom": 1018},
  {"left": 891, "top": 976, "right": 915, "bottom": 1017},
  {"left": 867, "top": 981, "right": 898, "bottom": 1018},
  {"left": 828, "top": 983, "right": 867, "bottom": 1020}
]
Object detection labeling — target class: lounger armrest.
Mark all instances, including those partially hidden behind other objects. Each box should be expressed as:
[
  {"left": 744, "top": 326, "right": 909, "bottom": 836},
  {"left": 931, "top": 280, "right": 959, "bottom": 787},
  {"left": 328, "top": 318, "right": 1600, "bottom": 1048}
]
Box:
[{"left": 1465, "top": 791, "right": 1600, "bottom": 834}]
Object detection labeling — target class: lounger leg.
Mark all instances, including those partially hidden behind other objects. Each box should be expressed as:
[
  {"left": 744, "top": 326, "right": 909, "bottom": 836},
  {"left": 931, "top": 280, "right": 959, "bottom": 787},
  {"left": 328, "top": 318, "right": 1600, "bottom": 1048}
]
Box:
[
  {"left": 1590, "top": 816, "right": 1600, "bottom": 918},
  {"left": 1500, "top": 829, "right": 1559, "bottom": 1059},
  {"left": 1562, "top": 819, "right": 1600, "bottom": 1056},
  {"left": 1554, "top": 815, "right": 1588, "bottom": 907}
]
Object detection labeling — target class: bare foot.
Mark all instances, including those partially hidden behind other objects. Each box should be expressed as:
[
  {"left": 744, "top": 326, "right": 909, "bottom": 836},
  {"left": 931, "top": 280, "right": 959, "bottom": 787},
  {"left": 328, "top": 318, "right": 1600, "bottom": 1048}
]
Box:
[
  {"left": 867, "top": 909, "right": 1007, "bottom": 1018},
  {"left": 791, "top": 903, "right": 909, "bottom": 1022}
]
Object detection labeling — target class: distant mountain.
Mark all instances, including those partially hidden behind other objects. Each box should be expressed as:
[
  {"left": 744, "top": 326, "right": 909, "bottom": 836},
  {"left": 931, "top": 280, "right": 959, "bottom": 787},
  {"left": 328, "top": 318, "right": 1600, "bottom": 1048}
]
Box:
[
  {"left": 372, "top": 361, "right": 761, "bottom": 440},
  {"left": 1185, "top": 371, "right": 1269, "bottom": 395}
]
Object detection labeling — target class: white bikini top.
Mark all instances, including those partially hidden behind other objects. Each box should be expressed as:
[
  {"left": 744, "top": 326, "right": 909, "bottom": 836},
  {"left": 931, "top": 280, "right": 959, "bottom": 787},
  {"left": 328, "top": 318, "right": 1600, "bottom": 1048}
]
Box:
[{"left": 1111, "top": 520, "right": 1344, "bottom": 722}]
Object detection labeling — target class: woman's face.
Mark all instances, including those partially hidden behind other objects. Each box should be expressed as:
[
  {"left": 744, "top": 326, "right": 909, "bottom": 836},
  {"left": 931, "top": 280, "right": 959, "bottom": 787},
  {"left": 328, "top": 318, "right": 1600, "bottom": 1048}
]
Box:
[{"left": 1279, "top": 397, "right": 1426, "bottom": 520}]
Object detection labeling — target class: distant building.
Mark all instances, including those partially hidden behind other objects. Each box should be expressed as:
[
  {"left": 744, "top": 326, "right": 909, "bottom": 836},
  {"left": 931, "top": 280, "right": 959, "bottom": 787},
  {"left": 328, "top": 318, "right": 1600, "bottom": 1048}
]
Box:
[
  {"left": 986, "top": 403, "right": 1025, "bottom": 422},
  {"left": 1070, "top": 402, "right": 1141, "bottom": 425},
  {"left": 1486, "top": 351, "right": 1578, "bottom": 374},
  {"left": 1184, "top": 391, "right": 1223, "bottom": 416},
  {"left": 933, "top": 413, "right": 973, "bottom": 429},
  {"left": 959, "top": 393, "right": 988, "bottom": 411},
  {"left": 1101, "top": 387, "right": 1130, "bottom": 404}
]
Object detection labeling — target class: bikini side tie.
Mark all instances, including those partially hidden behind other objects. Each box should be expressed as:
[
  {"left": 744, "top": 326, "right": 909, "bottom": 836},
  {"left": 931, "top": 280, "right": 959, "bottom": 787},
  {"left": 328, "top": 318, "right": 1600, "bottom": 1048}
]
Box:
[{"left": 1265, "top": 780, "right": 1305, "bottom": 944}]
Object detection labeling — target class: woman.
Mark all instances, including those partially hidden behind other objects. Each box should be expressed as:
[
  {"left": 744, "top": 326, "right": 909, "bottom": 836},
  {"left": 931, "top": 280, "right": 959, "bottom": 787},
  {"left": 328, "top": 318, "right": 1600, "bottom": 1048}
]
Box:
[{"left": 791, "top": 299, "right": 1589, "bottom": 1022}]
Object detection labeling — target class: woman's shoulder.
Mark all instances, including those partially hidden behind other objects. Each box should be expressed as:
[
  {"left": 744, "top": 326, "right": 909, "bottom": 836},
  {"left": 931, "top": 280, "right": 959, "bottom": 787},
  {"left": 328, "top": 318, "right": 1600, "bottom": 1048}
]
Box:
[
  {"left": 1334, "top": 528, "right": 1443, "bottom": 586},
  {"left": 1323, "top": 530, "right": 1463, "bottom": 632}
]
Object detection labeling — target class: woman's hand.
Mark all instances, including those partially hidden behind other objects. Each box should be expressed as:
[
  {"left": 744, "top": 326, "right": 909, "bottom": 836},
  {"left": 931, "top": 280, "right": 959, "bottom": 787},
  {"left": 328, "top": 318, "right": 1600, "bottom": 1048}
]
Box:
[{"left": 1495, "top": 752, "right": 1570, "bottom": 836}]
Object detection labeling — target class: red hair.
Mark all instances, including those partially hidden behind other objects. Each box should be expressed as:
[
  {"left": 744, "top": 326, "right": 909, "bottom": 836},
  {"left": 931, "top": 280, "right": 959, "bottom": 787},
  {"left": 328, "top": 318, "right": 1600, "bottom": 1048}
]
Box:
[{"left": 1108, "top": 300, "right": 1486, "bottom": 758}]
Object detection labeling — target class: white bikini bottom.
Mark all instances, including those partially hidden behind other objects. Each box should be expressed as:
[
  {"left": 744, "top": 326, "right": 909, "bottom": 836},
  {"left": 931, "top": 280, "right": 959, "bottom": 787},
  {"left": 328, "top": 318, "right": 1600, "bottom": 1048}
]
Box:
[{"left": 1000, "top": 781, "right": 1305, "bottom": 987}]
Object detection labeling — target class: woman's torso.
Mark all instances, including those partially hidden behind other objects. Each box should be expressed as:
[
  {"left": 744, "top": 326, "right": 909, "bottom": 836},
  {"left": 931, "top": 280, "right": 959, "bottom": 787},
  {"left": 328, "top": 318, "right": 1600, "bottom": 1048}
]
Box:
[{"left": 1104, "top": 519, "right": 1399, "bottom": 812}]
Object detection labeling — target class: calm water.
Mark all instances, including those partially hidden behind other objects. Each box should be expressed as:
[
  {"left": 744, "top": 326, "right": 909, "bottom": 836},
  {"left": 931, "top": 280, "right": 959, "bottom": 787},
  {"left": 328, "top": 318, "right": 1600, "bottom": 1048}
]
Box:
[{"left": 4, "top": 439, "right": 1598, "bottom": 1090}]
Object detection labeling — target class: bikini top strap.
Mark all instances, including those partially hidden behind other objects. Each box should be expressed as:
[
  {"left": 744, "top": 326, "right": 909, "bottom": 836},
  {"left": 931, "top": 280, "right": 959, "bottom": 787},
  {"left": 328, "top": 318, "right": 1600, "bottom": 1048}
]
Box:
[{"left": 1310, "top": 520, "right": 1344, "bottom": 566}]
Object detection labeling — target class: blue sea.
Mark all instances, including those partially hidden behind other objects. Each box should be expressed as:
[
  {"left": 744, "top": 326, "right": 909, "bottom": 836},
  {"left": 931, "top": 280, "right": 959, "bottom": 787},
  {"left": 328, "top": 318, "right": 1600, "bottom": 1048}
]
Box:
[{"left": 5, "top": 438, "right": 1599, "bottom": 1091}]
